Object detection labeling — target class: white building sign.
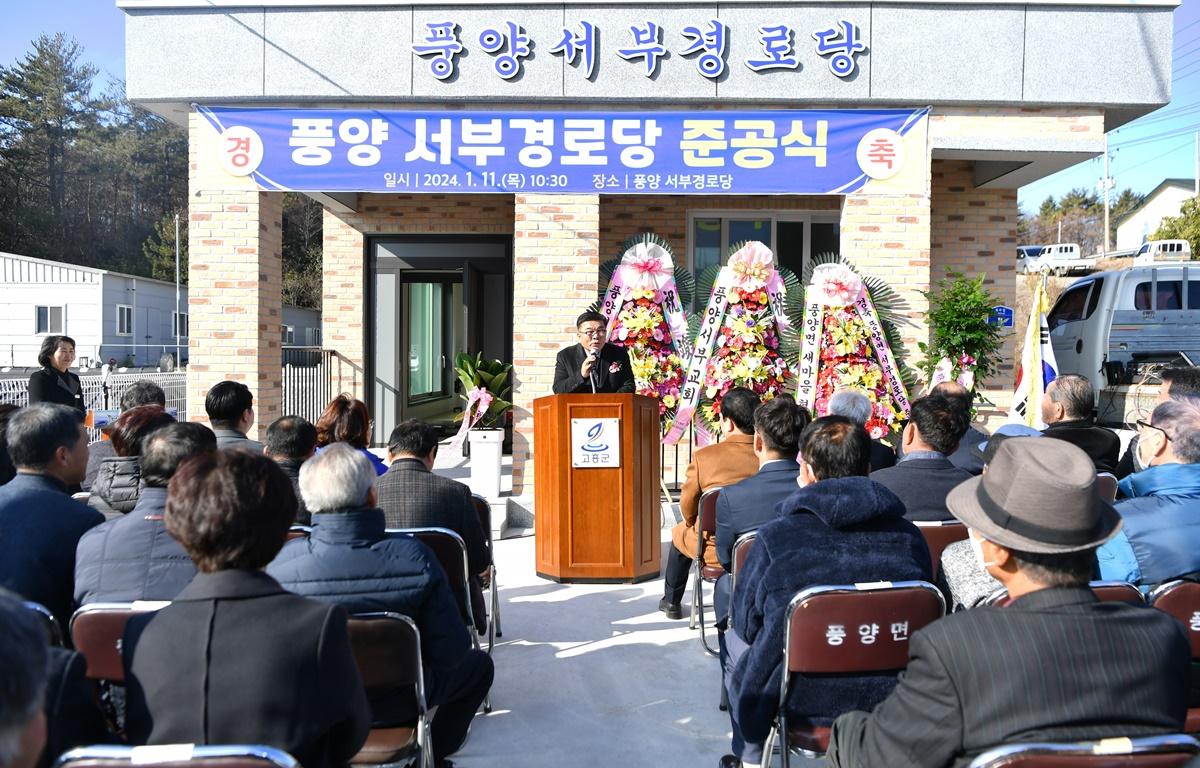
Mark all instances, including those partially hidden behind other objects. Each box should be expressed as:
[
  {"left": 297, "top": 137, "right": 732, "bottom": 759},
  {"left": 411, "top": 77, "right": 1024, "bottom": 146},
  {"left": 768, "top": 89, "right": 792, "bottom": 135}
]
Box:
[{"left": 571, "top": 418, "right": 621, "bottom": 468}]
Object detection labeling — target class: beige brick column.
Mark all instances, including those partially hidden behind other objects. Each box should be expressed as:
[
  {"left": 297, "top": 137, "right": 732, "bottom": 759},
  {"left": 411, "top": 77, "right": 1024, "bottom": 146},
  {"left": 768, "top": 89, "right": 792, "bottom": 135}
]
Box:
[
  {"left": 185, "top": 189, "right": 284, "bottom": 441},
  {"left": 511, "top": 193, "right": 601, "bottom": 495},
  {"left": 322, "top": 206, "right": 367, "bottom": 399},
  {"left": 840, "top": 192, "right": 933, "bottom": 372}
]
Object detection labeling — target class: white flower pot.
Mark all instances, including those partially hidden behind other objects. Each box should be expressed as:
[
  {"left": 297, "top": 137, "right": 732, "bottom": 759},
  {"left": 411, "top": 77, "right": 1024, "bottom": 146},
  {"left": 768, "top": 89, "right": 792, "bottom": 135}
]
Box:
[{"left": 468, "top": 428, "right": 504, "bottom": 499}]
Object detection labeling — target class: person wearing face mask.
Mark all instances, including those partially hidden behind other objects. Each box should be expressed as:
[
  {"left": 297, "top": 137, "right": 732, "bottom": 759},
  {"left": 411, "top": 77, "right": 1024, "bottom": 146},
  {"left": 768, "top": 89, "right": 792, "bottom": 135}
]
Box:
[
  {"left": 826, "top": 437, "right": 1190, "bottom": 768},
  {"left": 1114, "top": 365, "right": 1200, "bottom": 479},
  {"left": 551, "top": 310, "right": 635, "bottom": 395},
  {"left": 1096, "top": 395, "right": 1200, "bottom": 588}
]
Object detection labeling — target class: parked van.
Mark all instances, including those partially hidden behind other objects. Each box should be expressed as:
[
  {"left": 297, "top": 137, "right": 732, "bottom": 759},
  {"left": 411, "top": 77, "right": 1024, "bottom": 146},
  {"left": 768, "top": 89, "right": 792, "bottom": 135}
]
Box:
[
  {"left": 1132, "top": 239, "right": 1192, "bottom": 265},
  {"left": 1048, "top": 264, "right": 1200, "bottom": 399},
  {"left": 1016, "top": 245, "right": 1043, "bottom": 274},
  {"left": 1026, "top": 243, "right": 1097, "bottom": 275}
]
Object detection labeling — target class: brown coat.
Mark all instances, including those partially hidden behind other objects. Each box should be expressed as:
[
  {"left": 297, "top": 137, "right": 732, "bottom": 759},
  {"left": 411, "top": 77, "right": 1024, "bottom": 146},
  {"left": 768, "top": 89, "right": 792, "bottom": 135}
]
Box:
[{"left": 671, "top": 433, "right": 758, "bottom": 566}]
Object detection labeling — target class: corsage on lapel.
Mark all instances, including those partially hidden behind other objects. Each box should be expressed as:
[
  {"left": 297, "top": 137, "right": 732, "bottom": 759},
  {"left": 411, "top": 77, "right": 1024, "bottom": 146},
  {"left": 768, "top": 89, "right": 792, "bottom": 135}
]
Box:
[{"left": 609, "top": 361, "right": 622, "bottom": 374}]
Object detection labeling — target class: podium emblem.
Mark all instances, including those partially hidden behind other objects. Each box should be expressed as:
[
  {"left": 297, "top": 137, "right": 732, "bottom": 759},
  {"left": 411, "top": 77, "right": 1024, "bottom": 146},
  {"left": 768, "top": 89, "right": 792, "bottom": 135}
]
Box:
[{"left": 571, "top": 418, "right": 621, "bottom": 468}]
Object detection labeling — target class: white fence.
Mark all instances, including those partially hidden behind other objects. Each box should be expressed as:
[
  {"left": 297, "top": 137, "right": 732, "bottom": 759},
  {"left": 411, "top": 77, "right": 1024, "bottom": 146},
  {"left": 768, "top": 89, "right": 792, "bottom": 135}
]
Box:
[{"left": 0, "top": 371, "right": 188, "bottom": 441}]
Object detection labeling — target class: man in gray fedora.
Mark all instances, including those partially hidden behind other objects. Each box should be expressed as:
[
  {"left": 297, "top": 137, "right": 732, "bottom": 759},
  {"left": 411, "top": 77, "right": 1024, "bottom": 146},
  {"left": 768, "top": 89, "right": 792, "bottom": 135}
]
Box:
[{"left": 826, "top": 438, "right": 1190, "bottom": 768}]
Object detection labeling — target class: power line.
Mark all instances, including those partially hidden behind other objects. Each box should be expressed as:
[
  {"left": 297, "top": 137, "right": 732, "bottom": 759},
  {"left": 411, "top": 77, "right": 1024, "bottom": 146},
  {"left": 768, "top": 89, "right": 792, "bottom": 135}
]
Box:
[{"left": 1116, "top": 137, "right": 1193, "bottom": 177}]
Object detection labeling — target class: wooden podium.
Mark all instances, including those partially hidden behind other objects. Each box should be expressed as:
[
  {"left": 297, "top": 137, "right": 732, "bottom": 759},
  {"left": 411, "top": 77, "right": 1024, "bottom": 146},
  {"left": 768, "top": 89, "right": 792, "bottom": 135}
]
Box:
[{"left": 533, "top": 393, "right": 661, "bottom": 583}]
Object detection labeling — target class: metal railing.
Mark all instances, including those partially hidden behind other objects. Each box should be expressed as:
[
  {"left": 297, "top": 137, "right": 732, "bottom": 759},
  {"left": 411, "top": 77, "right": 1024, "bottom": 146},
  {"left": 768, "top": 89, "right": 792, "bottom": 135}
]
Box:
[
  {"left": 0, "top": 371, "right": 188, "bottom": 441},
  {"left": 281, "top": 346, "right": 335, "bottom": 424}
]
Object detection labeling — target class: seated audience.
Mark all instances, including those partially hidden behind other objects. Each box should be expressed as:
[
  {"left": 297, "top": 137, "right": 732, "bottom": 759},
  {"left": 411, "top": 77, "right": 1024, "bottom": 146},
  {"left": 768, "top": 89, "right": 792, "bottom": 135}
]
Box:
[
  {"left": 0, "top": 404, "right": 101, "bottom": 626},
  {"left": 826, "top": 438, "right": 1190, "bottom": 768},
  {"left": 661, "top": 387, "right": 761, "bottom": 619},
  {"left": 316, "top": 394, "right": 386, "bottom": 476},
  {"left": 87, "top": 405, "right": 175, "bottom": 518},
  {"left": 711, "top": 395, "right": 806, "bottom": 661},
  {"left": 269, "top": 444, "right": 494, "bottom": 767},
  {"left": 927, "top": 381, "right": 986, "bottom": 475},
  {"left": 205, "top": 380, "right": 263, "bottom": 453},
  {"left": 75, "top": 423, "right": 216, "bottom": 604},
  {"left": 1115, "top": 365, "right": 1200, "bottom": 479},
  {"left": 0, "top": 589, "right": 50, "bottom": 768},
  {"left": 828, "top": 389, "right": 896, "bottom": 471},
  {"left": 265, "top": 415, "right": 318, "bottom": 525},
  {"left": 1040, "top": 374, "right": 1120, "bottom": 473},
  {"left": 377, "top": 420, "right": 491, "bottom": 630},
  {"left": 1097, "top": 395, "right": 1200, "bottom": 585},
  {"left": 83, "top": 380, "right": 166, "bottom": 491},
  {"left": 870, "top": 395, "right": 972, "bottom": 521},
  {"left": 723, "top": 416, "right": 931, "bottom": 768},
  {"left": 0, "top": 403, "right": 19, "bottom": 487},
  {"left": 122, "top": 451, "right": 369, "bottom": 768}
]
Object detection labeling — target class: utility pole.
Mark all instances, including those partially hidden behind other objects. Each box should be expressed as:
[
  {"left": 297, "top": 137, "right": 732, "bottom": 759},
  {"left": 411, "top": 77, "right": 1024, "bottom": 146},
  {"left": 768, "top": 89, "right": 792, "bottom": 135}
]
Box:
[
  {"left": 1195, "top": 132, "right": 1199, "bottom": 197},
  {"left": 1099, "top": 134, "right": 1114, "bottom": 257},
  {"left": 174, "top": 213, "right": 181, "bottom": 369}
]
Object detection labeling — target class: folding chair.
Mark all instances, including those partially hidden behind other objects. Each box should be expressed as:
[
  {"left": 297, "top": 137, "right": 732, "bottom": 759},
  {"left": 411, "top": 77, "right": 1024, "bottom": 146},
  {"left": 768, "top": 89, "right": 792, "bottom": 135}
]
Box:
[
  {"left": 762, "top": 581, "right": 946, "bottom": 766},
  {"left": 690, "top": 487, "right": 723, "bottom": 656},
  {"left": 913, "top": 521, "right": 969, "bottom": 582},
  {"left": 70, "top": 602, "right": 170, "bottom": 684},
  {"left": 967, "top": 734, "right": 1200, "bottom": 767},
  {"left": 347, "top": 612, "right": 433, "bottom": 768},
  {"left": 286, "top": 525, "right": 312, "bottom": 541},
  {"left": 984, "top": 581, "right": 1145, "bottom": 608},
  {"left": 470, "top": 494, "right": 502, "bottom": 653},
  {"left": 719, "top": 531, "right": 757, "bottom": 712},
  {"left": 1095, "top": 473, "right": 1119, "bottom": 503},
  {"left": 1149, "top": 579, "right": 1200, "bottom": 734},
  {"left": 54, "top": 744, "right": 300, "bottom": 768},
  {"left": 25, "top": 600, "right": 63, "bottom": 646},
  {"left": 387, "top": 526, "right": 491, "bottom": 714}
]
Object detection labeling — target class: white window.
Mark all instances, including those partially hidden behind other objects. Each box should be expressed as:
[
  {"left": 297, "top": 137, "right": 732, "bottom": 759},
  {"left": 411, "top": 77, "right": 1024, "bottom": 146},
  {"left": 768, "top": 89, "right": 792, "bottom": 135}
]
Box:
[
  {"left": 306, "top": 327, "right": 323, "bottom": 347},
  {"left": 117, "top": 305, "right": 133, "bottom": 336},
  {"left": 282, "top": 325, "right": 295, "bottom": 345},
  {"left": 35, "top": 306, "right": 63, "bottom": 334},
  {"left": 173, "top": 312, "right": 189, "bottom": 338}
]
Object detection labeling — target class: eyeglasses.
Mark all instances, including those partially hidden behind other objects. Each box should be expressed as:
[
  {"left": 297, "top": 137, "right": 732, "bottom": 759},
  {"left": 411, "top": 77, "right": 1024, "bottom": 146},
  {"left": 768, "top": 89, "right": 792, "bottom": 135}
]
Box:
[
  {"left": 578, "top": 328, "right": 606, "bottom": 337},
  {"left": 1136, "top": 419, "right": 1172, "bottom": 442}
]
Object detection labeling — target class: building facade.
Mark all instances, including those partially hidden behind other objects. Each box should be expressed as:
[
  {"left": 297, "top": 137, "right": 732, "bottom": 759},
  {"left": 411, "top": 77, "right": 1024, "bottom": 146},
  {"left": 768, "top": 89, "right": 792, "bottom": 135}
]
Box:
[
  {"left": 0, "top": 252, "right": 319, "bottom": 370},
  {"left": 1115, "top": 178, "right": 1197, "bottom": 251},
  {"left": 119, "top": 0, "right": 1176, "bottom": 494}
]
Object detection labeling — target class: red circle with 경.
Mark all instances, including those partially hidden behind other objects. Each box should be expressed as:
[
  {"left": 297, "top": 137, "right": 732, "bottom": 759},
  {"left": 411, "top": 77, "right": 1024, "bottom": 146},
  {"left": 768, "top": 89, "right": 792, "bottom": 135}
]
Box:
[{"left": 218, "top": 125, "right": 264, "bottom": 177}]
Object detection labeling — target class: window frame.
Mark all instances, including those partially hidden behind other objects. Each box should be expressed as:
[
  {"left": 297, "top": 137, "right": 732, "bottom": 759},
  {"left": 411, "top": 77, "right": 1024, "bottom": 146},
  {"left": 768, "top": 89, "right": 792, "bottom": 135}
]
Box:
[
  {"left": 116, "top": 304, "right": 134, "bottom": 337},
  {"left": 686, "top": 209, "right": 841, "bottom": 274},
  {"left": 172, "top": 311, "right": 189, "bottom": 339},
  {"left": 282, "top": 325, "right": 295, "bottom": 345},
  {"left": 34, "top": 305, "right": 64, "bottom": 335}
]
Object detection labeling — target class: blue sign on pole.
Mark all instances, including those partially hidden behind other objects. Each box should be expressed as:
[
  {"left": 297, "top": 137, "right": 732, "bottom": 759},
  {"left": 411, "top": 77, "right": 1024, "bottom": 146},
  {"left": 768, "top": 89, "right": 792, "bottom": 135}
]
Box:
[
  {"left": 199, "top": 106, "right": 929, "bottom": 195},
  {"left": 990, "top": 305, "right": 1015, "bottom": 328}
]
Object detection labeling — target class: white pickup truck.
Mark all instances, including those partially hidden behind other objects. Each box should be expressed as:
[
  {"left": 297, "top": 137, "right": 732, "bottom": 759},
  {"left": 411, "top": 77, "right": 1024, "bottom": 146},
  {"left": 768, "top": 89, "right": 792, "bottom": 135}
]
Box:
[
  {"left": 1019, "top": 243, "right": 1098, "bottom": 276},
  {"left": 1047, "top": 264, "right": 1200, "bottom": 422}
]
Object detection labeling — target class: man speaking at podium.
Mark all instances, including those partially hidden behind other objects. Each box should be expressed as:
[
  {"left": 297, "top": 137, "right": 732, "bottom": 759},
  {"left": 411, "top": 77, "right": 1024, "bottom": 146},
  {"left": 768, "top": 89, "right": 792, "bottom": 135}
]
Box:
[{"left": 552, "top": 311, "right": 635, "bottom": 395}]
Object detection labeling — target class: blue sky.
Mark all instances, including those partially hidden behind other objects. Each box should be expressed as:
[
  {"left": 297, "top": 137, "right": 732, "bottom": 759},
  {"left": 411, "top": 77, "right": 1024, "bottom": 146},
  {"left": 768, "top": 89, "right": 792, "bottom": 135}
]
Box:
[{"left": 2, "top": 0, "right": 1197, "bottom": 214}]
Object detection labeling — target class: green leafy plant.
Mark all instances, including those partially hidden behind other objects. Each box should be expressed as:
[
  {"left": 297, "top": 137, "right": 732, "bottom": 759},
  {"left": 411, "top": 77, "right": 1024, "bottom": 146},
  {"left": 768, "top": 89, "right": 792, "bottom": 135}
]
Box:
[
  {"left": 454, "top": 352, "right": 513, "bottom": 428},
  {"left": 918, "top": 269, "right": 1006, "bottom": 386}
]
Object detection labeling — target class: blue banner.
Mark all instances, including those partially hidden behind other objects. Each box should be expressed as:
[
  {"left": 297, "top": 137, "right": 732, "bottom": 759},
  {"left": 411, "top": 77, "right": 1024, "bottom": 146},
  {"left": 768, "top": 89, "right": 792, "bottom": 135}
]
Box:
[{"left": 198, "top": 106, "right": 929, "bottom": 195}]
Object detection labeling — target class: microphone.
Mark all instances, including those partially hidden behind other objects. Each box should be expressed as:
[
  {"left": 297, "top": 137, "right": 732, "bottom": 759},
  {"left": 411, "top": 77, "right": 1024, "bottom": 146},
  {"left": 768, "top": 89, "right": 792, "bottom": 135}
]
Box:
[{"left": 587, "top": 347, "right": 600, "bottom": 394}]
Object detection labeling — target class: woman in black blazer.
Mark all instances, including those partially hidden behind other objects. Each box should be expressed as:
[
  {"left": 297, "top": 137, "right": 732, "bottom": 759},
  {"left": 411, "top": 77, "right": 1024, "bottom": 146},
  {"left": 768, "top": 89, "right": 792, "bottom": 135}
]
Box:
[
  {"left": 28, "top": 335, "right": 85, "bottom": 413},
  {"left": 122, "top": 451, "right": 370, "bottom": 768}
]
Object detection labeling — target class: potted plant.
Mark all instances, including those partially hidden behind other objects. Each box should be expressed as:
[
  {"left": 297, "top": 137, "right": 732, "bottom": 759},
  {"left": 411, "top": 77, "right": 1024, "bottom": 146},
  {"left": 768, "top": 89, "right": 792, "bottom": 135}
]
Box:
[
  {"left": 454, "top": 353, "right": 513, "bottom": 499},
  {"left": 918, "top": 269, "right": 1006, "bottom": 407}
]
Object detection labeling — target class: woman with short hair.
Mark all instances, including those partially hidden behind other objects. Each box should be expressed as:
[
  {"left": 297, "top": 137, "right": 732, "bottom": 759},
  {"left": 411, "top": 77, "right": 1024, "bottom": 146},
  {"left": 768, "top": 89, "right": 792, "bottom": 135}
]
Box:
[
  {"left": 122, "top": 450, "right": 370, "bottom": 768},
  {"left": 27, "top": 336, "right": 84, "bottom": 413},
  {"left": 315, "top": 394, "right": 386, "bottom": 475},
  {"left": 87, "top": 405, "right": 175, "bottom": 518}
]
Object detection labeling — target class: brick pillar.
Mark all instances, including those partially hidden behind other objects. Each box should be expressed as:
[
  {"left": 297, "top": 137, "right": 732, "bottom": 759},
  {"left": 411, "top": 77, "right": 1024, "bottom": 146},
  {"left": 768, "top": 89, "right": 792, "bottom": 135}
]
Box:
[
  {"left": 322, "top": 206, "right": 366, "bottom": 399},
  {"left": 185, "top": 189, "right": 284, "bottom": 441},
  {"left": 510, "top": 194, "right": 601, "bottom": 495},
  {"left": 840, "top": 192, "right": 933, "bottom": 371}
]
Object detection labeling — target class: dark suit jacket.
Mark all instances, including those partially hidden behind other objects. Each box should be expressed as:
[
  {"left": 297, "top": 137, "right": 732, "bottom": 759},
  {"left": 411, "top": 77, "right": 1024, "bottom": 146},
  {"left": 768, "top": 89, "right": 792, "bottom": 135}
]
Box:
[
  {"left": 1043, "top": 419, "right": 1121, "bottom": 474},
  {"left": 552, "top": 343, "right": 635, "bottom": 394},
  {"left": 123, "top": 570, "right": 370, "bottom": 768},
  {"left": 828, "top": 586, "right": 1190, "bottom": 768},
  {"left": 28, "top": 367, "right": 85, "bottom": 412},
  {"left": 869, "top": 440, "right": 896, "bottom": 472},
  {"left": 275, "top": 457, "right": 311, "bottom": 525},
  {"left": 375, "top": 459, "right": 490, "bottom": 575},
  {"left": 870, "top": 457, "right": 974, "bottom": 522},
  {"left": 714, "top": 460, "right": 800, "bottom": 571},
  {"left": 39, "top": 649, "right": 113, "bottom": 768},
  {"left": 0, "top": 473, "right": 103, "bottom": 627},
  {"left": 212, "top": 427, "right": 265, "bottom": 454}
]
